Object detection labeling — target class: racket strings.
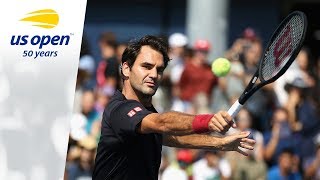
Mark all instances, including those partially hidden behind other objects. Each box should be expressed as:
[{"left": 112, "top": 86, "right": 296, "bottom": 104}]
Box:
[{"left": 261, "top": 15, "right": 304, "bottom": 81}]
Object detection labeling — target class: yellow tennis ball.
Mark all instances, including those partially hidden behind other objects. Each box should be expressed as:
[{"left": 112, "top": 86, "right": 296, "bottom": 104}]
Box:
[{"left": 211, "top": 58, "right": 231, "bottom": 77}]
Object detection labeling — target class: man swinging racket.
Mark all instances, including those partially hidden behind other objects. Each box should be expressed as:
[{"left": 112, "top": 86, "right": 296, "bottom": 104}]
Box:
[{"left": 93, "top": 35, "right": 255, "bottom": 180}]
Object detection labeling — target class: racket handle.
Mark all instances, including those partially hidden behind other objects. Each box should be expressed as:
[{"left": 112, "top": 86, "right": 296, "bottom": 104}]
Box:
[{"left": 227, "top": 100, "right": 243, "bottom": 119}]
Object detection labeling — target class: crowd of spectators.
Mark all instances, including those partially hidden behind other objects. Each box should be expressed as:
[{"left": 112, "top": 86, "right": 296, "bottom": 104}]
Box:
[{"left": 64, "top": 29, "right": 320, "bottom": 180}]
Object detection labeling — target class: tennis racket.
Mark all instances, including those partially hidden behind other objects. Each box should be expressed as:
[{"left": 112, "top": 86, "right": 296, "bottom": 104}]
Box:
[{"left": 228, "top": 11, "right": 307, "bottom": 119}]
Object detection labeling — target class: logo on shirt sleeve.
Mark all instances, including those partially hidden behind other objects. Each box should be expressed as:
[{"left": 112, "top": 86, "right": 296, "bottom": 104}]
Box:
[
  {"left": 134, "top": 107, "right": 142, "bottom": 112},
  {"left": 127, "top": 110, "right": 136, "bottom": 117},
  {"left": 127, "top": 106, "right": 143, "bottom": 117}
]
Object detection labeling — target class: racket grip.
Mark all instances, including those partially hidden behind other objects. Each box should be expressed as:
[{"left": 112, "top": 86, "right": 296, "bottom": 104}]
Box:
[{"left": 227, "top": 100, "right": 243, "bottom": 120}]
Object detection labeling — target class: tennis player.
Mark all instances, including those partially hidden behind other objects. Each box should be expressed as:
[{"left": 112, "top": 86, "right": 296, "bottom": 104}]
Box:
[{"left": 93, "top": 35, "right": 255, "bottom": 180}]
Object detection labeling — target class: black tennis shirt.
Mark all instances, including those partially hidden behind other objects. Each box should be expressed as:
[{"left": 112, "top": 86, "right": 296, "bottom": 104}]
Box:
[{"left": 93, "top": 90, "right": 162, "bottom": 180}]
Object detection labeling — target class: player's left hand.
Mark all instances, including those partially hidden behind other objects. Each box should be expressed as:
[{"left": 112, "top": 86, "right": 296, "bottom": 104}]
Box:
[{"left": 221, "top": 131, "right": 256, "bottom": 156}]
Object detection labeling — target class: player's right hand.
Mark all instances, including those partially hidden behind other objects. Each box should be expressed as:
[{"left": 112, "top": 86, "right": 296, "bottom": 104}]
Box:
[{"left": 208, "top": 111, "right": 236, "bottom": 134}]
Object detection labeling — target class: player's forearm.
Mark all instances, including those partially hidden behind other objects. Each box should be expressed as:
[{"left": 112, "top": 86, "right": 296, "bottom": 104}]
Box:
[
  {"left": 146, "top": 111, "right": 195, "bottom": 135},
  {"left": 162, "top": 134, "right": 224, "bottom": 150},
  {"left": 139, "top": 110, "right": 232, "bottom": 135}
]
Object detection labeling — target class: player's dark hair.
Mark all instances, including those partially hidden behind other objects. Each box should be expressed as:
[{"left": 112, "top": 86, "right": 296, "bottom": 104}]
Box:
[{"left": 121, "top": 35, "right": 170, "bottom": 69}]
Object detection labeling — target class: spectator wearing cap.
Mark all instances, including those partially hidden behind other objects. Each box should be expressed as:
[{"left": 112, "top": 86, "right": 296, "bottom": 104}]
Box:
[
  {"left": 285, "top": 76, "right": 320, "bottom": 163},
  {"left": 193, "top": 150, "right": 231, "bottom": 180},
  {"left": 178, "top": 39, "right": 218, "bottom": 113},
  {"left": 161, "top": 149, "right": 192, "bottom": 180},
  {"left": 79, "top": 56, "right": 95, "bottom": 77},
  {"left": 168, "top": 33, "right": 188, "bottom": 94},
  {"left": 242, "top": 29, "right": 262, "bottom": 75},
  {"left": 168, "top": 33, "right": 188, "bottom": 66}
]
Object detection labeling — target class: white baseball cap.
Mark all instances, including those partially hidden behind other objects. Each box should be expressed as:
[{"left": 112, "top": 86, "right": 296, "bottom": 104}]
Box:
[
  {"left": 168, "top": 33, "right": 188, "bottom": 48},
  {"left": 79, "top": 55, "right": 95, "bottom": 74}
]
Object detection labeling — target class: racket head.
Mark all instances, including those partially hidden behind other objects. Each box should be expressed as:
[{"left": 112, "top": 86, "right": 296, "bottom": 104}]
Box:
[{"left": 258, "top": 11, "right": 307, "bottom": 83}]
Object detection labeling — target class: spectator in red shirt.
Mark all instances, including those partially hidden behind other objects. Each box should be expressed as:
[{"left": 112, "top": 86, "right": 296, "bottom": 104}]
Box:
[{"left": 178, "top": 39, "right": 218, "bottom": 113}]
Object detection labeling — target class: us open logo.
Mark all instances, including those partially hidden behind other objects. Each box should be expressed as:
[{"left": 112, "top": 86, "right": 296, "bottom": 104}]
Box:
[{"left": 10, "top": 9, "right": 73, "bottom": 59}]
